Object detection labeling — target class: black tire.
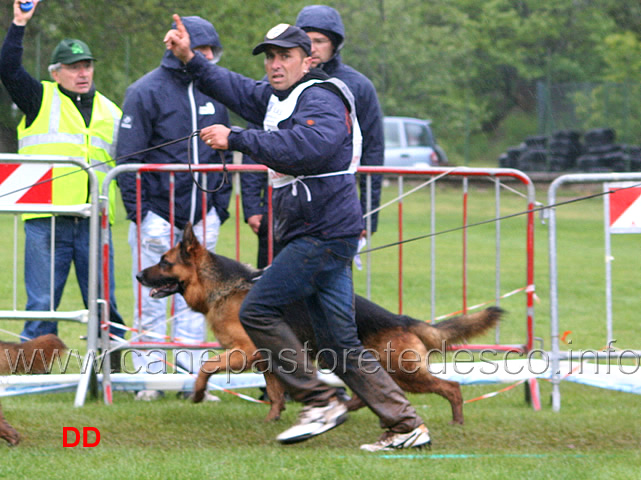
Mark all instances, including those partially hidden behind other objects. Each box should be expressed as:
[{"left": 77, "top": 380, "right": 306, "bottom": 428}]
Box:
[
  {"left": 547, "top": 158, "right": 567, "bottom": 172},
  {"left": 584, "top": 128, "right": 616, "bottom": 147},
  {"left": 524, "top": 135, "right": 548, "bottom": 149},
  {"left": 507, "top": 146, "right": 526, "bottom": 161},
  {"left": 586, "top": 143, "right": 621, "bottom": 156},
  {"left": 552, "top": 130, "right": 581, "bottom": 143},
  {"left": 548, "top": 154, "right": 574, "bottom": 171},
  {"left": 518, "top": 149, "right": 548, "bottom": 171},
  {"left": 601, "top": 151, "right": 625, "bottom": 171},
  {"left": 577, "top": 155, "right": 598, "bottom": 171}
]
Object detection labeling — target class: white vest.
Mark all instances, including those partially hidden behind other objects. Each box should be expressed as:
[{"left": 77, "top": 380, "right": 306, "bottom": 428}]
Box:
[{"left": 263, "top": 78, "right": 362, "bottom": 199}]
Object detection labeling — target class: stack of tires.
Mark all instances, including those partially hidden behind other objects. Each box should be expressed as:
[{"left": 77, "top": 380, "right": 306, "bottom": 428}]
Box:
[
  {"left": 624, "top": 145, "right": 641, "bottom": 172},
  {"left": 498, "top": 128, "right": 641, "bottom": 173},
  {"left": 499, "top": 132, "right": 580, "bottom": 172},
  {"left": 547, "top": 130, "right": 582, "bottom": 171},
  {"left": 515, "top": 135, "right": 548, "bottom": 171},
  {"left": 576, "top": 128, "right": 626, "bottom": 172},
  {"left": 498, "top": 145, "right": 526, "bottom": 169}
]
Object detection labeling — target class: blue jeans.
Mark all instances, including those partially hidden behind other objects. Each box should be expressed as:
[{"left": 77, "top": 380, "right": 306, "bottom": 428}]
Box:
[
  {"left": 21, "top": 217, "right": 125, "bottom": 340},
  {"left": 239, "top": 235, "right": 422, "bottom": 432}
]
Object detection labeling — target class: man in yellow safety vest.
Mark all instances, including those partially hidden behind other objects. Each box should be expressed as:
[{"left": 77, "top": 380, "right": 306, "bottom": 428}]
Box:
[{"left": 0, "top": 0, "right": 125, "bottom": 370}]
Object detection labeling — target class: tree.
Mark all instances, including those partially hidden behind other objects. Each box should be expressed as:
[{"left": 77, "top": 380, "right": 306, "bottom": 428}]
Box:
[{"left": 1, "top": 0, "right": 640, "bottom": 156}]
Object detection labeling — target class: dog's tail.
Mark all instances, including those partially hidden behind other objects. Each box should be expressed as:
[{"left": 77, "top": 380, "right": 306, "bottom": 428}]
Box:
[{"left": 409, "top": 307, "right": 504, "bottom": 350}]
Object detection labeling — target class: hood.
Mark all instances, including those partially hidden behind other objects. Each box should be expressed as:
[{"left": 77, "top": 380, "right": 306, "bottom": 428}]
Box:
[
  {"left": 162, "top": 16, "right": 223, "bottom": 70},
  {"left": 295, "top": 5, "right": 345, "bottom": 52}
]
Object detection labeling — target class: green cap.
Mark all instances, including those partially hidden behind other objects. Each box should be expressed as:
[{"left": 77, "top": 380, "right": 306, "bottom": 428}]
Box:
[{"left": 50, "top": 39, "right": 95, "bottom": 65}]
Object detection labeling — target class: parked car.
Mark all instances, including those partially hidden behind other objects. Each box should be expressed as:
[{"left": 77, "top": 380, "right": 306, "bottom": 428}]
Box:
[{"left": 383, "top": 116, "right": 448, "bottom": 168}]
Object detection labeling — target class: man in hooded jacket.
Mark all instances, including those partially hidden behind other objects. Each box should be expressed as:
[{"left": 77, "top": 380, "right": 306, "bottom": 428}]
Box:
[
  {"left": 240, "top": 5, "right": 384, "bottom": 269},
  {"left": 165, "top": 16, "right": 430, "bottom": 451},
  {"left": 116, "top": 16, "right": 232, "bottom": 397},
  {"left": 295, "top": 5, "right": 384, "bottom": 236}
]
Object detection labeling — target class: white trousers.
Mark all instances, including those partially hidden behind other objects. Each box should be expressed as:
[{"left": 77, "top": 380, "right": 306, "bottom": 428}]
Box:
[{"left": 128, "top": 209, "right": 220, "bottom": 374}]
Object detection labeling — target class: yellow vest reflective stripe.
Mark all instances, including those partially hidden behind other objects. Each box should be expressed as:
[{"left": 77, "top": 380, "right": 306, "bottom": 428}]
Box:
[{"left": 17, "top": 81, "right": 121, "bottom": 221}]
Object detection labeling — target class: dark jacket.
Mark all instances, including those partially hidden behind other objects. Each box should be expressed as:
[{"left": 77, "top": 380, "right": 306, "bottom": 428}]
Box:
[
  {"left": 240, "top": 8, "right": 384, "bottom": 232},
  {"left": 186, "top": 55, "right": 363, "bottom": 244},
  {"left": 240, "top": 58, "right": 384, "bottom": 230},
  {"left": 296, "top": 5, "right": 384, "bottom": 231},
  {"left": 320, "top": 56, "right": 384, "bottom": 231},
  {"left": 240, "top": 126, "right": 268, "bottom": 222},
  {"left": 116, "top": 17, "right": 231, "bottom": 228}
]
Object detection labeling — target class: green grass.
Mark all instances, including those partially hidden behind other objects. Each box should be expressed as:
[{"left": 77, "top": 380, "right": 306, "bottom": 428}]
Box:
[
  {"left": 442, "top": 108, "right": 539, "bottom": 168},
  {"left": 1, "top": 179, "right": 640, "bottom": 478},
  {"left": 1, "top": 383, "right": 640, "bottom": 479}
]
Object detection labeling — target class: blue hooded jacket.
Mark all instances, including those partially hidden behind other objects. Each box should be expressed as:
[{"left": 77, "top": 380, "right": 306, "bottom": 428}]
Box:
[
  {"left": 296, "top": 5, "right": 384, "bottom": 232},
  {"left": 241, "top": 7, "right": 383, "bottom": 233},
  {"left": 185, "top": 53, "right": 364, "bottom": 245},
  {"left": 116, "top": 16, "right": 231, "bottom": 228}
]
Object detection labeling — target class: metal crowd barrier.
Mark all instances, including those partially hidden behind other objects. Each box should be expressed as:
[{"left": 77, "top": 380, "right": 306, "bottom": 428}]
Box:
[
  {"left": 1, "top": 158, "right": 540, "bottom": 409},
  {"left": 0, "top": 153, "right": 103, "bottom": 407},
  {"left": 101, "top": 163, "right": 539, "bottom": 408},
  {"left": 547, "top": 172, "right": 641, "bottom": 411}
]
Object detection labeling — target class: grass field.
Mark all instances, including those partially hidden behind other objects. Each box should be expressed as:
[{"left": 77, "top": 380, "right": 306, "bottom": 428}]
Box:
[{"left": 1, "top": 176, "right": 640, "bottom": 478}]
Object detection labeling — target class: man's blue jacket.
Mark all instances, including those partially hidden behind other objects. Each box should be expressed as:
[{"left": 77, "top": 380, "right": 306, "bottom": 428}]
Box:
[
  {"left": 186, "top": 54, "right": 364, "bottom": 245},
  {"left": 116, "top": 16, "right": 231, "bottom": 228}
]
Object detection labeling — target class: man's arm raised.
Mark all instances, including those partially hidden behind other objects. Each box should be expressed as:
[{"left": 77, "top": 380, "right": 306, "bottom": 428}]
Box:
[
  {"left": 13, "top": 0, "right": 39, "bottom": 26},
  {"left": 163, "top": 14, "right": 194, "bottom": 64}
]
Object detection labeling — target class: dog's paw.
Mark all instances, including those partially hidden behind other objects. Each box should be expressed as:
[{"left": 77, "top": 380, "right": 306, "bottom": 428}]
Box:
[
  {"left": 191, "top": 390, "right": 206, "bottom": 403},
  {"left": 264, "top": 411, "right": 281, "bottom": 422},
  {"left": 0, "top": 422, "right": 20, "bottom": 446}
]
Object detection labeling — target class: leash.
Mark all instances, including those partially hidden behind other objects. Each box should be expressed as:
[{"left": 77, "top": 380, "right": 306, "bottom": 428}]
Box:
[
  {"left": 4, "top": 131, "right": 640, "bottom": 252},
  {"left": 359, "top": 181, "right": 641, "bottom": 255},
  {"left": 185, "top": 130, "right": 229, "bottom": 193},
  {"left": 0, "top": 130, "right": 229, "bottom": 200}
]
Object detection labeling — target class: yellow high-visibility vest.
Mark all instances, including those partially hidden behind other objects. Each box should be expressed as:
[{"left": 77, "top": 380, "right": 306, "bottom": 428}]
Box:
[{"left": 17, "top": 81, "right": 121, "bottom": 222}]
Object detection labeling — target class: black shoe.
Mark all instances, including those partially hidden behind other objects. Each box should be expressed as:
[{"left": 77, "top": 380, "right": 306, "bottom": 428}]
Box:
[{"left": 258, "top": 387, "right": 270, "bottom": 401}]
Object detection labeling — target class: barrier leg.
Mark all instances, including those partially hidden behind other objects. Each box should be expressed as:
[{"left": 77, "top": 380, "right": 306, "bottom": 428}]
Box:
[
  {"left": 74, "top": 350, "right": 97, "bottom": 407},
  {"left": 526, "top": 378, "right": 541, "bottom": 411},
  {"left": 101, "top": 331, "right": 113, "bottom": 405}
]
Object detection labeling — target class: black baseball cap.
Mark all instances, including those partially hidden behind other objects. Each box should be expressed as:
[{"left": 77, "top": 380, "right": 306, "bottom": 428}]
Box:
[{"left": 252, "top": 24, "right": 312, "bottom": 56}]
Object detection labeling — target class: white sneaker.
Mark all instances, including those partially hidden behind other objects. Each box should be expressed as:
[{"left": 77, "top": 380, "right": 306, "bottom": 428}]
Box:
[
  {"left": 135, "top": 390, "right": 164, "bottom": 401},
  {"left": 276, "top": 398, "right": 348, "bottom": 444},
  {"left": 360, "top": 424, "right": 431, "bottom": 452},
  {"left": 202, "top": 392, "right": 221, "bottom": 402},
  {"left": 179, "top": 391, "right": 221, "bottom": 402}
]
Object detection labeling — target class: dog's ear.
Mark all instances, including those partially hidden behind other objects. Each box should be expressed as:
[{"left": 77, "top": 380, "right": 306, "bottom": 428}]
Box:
[
  {"left": 183, "top": 222, "right": 195, "bottom": 245},
  {"left": 180, "top": 222, "right": 200, "bottom": 259}
]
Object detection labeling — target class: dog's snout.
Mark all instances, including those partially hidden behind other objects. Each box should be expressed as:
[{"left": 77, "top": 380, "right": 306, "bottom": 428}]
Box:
[{"left": 135, "top": 271, "right": 145, "bottom": 284}]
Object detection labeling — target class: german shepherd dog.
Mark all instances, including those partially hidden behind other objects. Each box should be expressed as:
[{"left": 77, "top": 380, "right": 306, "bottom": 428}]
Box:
[
  {"left": 0, "top": 334, "right": 67, "bottom": 446},
  {"left": 137, "top": 223, "right": 503, "bottom": 424}
]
